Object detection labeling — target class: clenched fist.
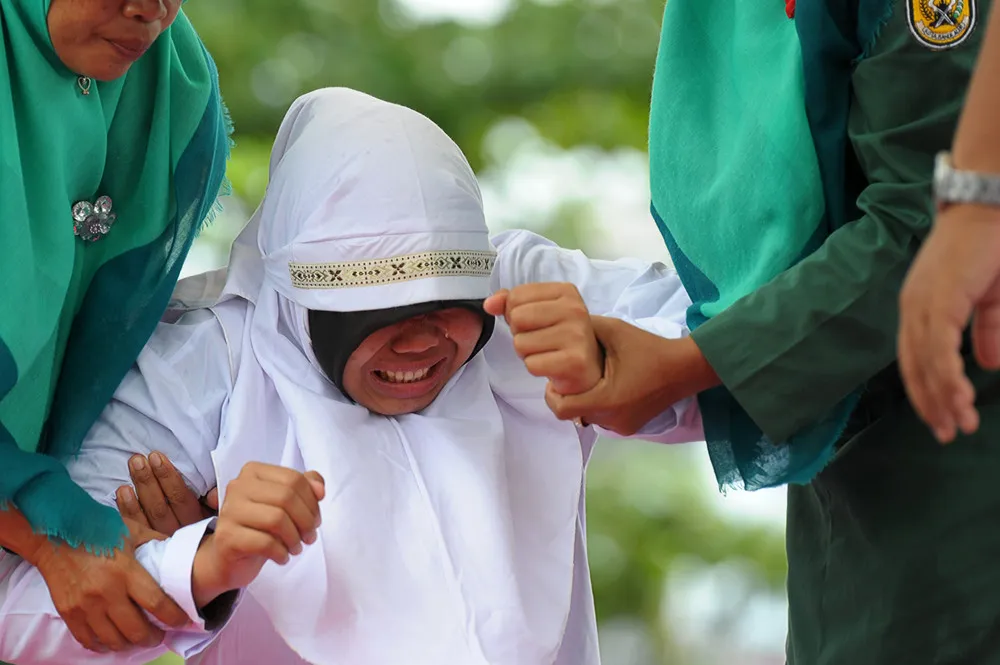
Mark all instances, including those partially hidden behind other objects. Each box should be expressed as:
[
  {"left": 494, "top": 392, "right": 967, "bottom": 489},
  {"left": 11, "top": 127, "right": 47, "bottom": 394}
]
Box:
[
  {"left": 191, "top": 463, "right": 325, "bottom": 607},
  {"left": 485, "top": 282, "right": 604, "bottom": 396}
]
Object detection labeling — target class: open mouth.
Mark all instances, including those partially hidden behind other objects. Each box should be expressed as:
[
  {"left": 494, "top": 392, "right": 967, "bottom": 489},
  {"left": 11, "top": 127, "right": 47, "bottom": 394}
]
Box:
[{"left": 372, "top": 359, "right": 445, "bottom": 386}]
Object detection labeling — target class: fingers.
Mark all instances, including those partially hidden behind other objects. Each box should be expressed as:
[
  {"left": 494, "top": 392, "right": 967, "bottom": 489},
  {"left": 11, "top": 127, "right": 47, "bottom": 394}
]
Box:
[
  {"left": 129, "top": 454, "right": 180, "bottom": 535},
  {"left": 125, "top": 561, "right": 188, "bottom": 629},
  {"left": 896, "top": 214, "right": 1000, "bottom": 443},
  {"left": 505, "top": 283, "right": 581, "bottom": 311},
  {"left": 226, "top": 486, "right": 314, "bottom": 554},
  {"left": 898, "top": 272, "right": 968, "bottom": 442},
  {"left": 500, "top": 286, "right": 599, "bottom": 394},
  {"left": 149, "top": 452, "right": 206, "bottom": 527},
  {"left": 303, "top": 471, "right": 326, "bottom": 501},
  {"left": 63, "top": 611, "right": 103, "bottom": 653},
  {"left": 217, "top": 523, "right": 292, "bottom": 566},
  {"left": 89, "top": 612, "right": 129, "bottom": 652},
  {"left": 502, "top": 285, "right": 587, "bottom": 333},
  {"left": 913, "top": 317, "right": 970, "bottom": 442},
  {"left": 506, "top": 301, "right": 587, "bottom": 336},
  {"left": 203, "top": 487, "right": 220, "bottom": 512},
  {"left": 123, "top": 516, "right": 166, "bottom": 548},
  {"left": 511, "top": 322, "right": 587, "bottom": 358},
  {"left": 482, "top": 290, "right": 509, "bottom": 317},
  {"left": 219, "top": 464, "right": 325, "bottom": 566},
  {"left": 245, "top": 463, "right": 323, "bottom": 530},
  {"left": 524, "top": 348, "right": 602, "bottom": 395},
  {"left": 116, "top": 486, "right": 149, "bottom": 529},
  {"left": 543, "top": 382, "right": 613, "bottom": 428},
  {"left": 106, "top": 599, "right": 164, "bottom": 648}
]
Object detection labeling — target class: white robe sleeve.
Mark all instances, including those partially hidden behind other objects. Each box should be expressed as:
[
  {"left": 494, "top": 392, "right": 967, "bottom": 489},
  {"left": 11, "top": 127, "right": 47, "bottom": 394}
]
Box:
[
  {"left": 66, "top": 308, "right": 232, "bottom": 502},
  {"left": 491, "top": 230, "right": 703, "bottom": 444},
  {"left": 0, "top": 309, "right": 237, "bottom": 664}
]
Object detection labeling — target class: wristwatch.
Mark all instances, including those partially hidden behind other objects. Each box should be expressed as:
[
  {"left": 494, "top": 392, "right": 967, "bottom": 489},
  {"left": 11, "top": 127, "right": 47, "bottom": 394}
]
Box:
[{"left": 934, "top": 152, "right": 1000, "bottom": 209}]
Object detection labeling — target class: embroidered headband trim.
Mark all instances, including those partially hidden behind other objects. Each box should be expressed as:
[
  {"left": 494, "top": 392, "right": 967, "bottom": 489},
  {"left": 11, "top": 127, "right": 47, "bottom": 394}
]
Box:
[{"left": 289, "top": 250, "right": 497, "bottom": 289}]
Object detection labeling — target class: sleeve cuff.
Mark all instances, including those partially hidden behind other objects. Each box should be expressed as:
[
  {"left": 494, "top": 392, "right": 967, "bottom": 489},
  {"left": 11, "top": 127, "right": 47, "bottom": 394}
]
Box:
[
  {"left": 153, "top": 518, "right": 244, "bottom": 659},
  {"left": 596, "top": 397, "right": 704, "bottom": 444},
  {"left": 158, "top": 517, "right": 218, "bottom": 632}
]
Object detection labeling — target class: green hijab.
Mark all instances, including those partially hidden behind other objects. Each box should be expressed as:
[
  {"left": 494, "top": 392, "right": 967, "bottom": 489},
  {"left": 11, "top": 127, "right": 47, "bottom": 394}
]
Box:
[{"left": 0, "top": 0, "right": 231, "bottom": 551}]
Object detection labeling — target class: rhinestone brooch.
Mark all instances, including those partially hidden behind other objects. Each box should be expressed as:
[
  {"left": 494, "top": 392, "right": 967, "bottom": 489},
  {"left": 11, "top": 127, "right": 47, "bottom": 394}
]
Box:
[{"left": 72, "top": 196, "right": 117, "bottom": 243}]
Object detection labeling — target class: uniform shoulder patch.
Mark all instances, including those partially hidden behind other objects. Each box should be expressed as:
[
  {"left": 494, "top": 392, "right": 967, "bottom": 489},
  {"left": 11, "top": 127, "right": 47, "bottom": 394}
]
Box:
[{"left": 907, "top": 0, "right": 977, "bottom": 50}]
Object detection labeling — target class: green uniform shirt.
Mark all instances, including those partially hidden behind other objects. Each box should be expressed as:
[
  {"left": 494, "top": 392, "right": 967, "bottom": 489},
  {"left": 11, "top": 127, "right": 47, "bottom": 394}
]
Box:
[
  {"left": 687, "top": 2, "right": 999, "bottom": 662},
  {"left": 690, "top": 4, "right": 983, "bottom": 444}
]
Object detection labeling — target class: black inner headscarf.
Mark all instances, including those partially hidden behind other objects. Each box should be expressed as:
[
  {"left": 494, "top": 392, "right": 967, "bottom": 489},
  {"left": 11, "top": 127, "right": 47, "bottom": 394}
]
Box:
[{"left": 308, "top": 300, "right": 496, "bottom": 398}]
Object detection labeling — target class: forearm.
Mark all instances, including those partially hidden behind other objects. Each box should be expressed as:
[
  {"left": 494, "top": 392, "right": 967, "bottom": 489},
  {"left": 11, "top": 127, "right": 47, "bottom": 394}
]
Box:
[
  {"left": 0, "top": 505, "right": 54, "bottom": 565},
  {"left": 952, "top": 4, "right": 1000, "bottom": 173},
  {"left": 691, "top": 218, "right": 908, "bottom": 442}
]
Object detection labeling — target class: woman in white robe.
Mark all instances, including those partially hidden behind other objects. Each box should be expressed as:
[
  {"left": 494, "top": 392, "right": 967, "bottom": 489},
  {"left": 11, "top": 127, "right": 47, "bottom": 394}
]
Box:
[{"left": 0, "top": 87, "right": 702, "bottom": 665}]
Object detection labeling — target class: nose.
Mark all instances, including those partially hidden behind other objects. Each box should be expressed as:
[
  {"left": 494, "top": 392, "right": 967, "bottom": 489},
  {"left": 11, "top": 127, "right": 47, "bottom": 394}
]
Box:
[
  {"left": 390, "top": 320, "right": 442, "bottom": 355},
  {"left": 123, "top": 0, "right": 168, "bottom": 22}
]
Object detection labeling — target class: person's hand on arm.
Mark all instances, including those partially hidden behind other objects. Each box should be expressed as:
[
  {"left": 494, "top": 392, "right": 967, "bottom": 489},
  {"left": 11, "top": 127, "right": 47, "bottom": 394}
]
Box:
[
  {"left": 116, "top": 452, "right": 218, "bottom": 537},
  {"left": 485, "top": 284, "right": 718, "bottom": 434},
  {"left": 0, "top": 505, "right": 188, "bottom": 653},
  {"left": 898, "top": 2, "right": 1000, "bottom": 443},
  {"left": 190, "top": 462, "right": 325, "bottom": 608}
]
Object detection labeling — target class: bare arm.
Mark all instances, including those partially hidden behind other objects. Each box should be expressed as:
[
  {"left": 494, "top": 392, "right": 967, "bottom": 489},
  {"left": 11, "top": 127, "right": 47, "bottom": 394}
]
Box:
[{"left": 952, "top": 4, "right": 1000, "bottom": 173}]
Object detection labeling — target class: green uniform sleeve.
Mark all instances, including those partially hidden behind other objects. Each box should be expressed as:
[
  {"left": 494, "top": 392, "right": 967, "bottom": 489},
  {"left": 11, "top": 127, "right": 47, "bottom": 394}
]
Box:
[{"left": 690, "top": 3, "right": 986, "bottom": 443}]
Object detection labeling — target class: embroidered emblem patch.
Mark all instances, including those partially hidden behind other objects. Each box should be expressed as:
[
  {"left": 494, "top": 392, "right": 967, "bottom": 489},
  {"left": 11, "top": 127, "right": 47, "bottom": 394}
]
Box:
[{"left": 907, "top": 0, "right": 976, "bottom": 50}]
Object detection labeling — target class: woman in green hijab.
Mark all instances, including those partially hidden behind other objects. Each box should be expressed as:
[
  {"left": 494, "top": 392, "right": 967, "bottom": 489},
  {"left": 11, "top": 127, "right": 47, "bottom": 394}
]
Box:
[{"left": 0, "top": 0, "right": 230, "bottom": 654}]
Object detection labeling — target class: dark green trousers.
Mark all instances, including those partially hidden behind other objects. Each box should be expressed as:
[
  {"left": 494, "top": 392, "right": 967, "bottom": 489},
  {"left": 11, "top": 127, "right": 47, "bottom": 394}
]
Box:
[{"left": 787, "top": 367, "right": 1000, "bottom": 664}]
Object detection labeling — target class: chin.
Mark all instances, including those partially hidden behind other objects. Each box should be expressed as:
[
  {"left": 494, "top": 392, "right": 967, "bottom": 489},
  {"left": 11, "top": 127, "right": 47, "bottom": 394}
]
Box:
[
  {"left": 373, "top": 398, "right": 435, "bottom": 417},
  {"left": 84, "top": 61, "right": 134, "bottom": 81}
]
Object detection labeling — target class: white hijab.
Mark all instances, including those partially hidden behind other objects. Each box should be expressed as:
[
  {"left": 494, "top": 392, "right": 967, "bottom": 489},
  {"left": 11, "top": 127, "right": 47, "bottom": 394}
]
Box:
[{"left": 211, "top": 88, "right": 585, "bottom": 665}]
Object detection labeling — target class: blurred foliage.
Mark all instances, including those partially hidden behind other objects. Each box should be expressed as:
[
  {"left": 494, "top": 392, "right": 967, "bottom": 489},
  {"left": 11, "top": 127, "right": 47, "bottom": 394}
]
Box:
[
  {"left": 184, "top": 0, "right": 664, "bottom": 204},
  {"left": 151, "top": 1, "right": 787, "bottom": 663}
]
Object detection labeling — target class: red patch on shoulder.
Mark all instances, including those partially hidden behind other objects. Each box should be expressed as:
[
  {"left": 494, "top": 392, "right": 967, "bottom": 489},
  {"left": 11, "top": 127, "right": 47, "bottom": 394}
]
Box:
[{"left": 786, "top": 0, "right": 796, "bottom": 18}]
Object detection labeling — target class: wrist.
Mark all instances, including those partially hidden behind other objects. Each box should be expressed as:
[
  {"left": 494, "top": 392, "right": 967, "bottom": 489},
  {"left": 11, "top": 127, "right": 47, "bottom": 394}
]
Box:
[
  {"left": 191, "top": 532, "right": 228, "bottom": 608},
  {"left": 668, "top": 336, "right": 720, "bottom": 397},
  {"left": 0, "top": 507, "right": 55, "bottom": 566}
]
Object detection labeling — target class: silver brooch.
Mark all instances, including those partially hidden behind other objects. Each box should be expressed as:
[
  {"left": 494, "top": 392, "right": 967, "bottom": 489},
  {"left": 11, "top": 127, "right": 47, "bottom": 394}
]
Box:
[{"left": 72, "top": 196, "right": 117, "bottom": 242}]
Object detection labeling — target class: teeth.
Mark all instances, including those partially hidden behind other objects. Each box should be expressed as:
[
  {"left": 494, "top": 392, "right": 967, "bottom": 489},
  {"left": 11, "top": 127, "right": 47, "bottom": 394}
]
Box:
[{"left": 377, "top": 367, "right": 430, "bottom": 383}]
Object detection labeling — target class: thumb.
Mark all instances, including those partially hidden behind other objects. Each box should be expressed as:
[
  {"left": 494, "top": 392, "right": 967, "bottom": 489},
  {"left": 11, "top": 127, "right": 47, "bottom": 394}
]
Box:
[
  {"left": 483, "top": 290, "right": 509, "bottom": 317},
  {"left": 304, "top": 470, "right": 326, "bottom": 501},
  {"left": 589, "top": 315, "right": 620, "bottom": 344},
  {"left": 544, "top": 380, "right": 602, "bottom": 422},
  {"left": 124, "top": 516, "right": 166, "bottom": 548},
  {"left": 203, "top": 487, "right": 220, "bottom": 512}
]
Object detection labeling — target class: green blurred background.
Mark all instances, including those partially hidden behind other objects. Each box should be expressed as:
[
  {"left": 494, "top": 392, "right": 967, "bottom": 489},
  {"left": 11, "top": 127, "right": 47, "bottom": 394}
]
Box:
[{"left": 153, "top": 1, "right": 789, "bottom": 663}]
